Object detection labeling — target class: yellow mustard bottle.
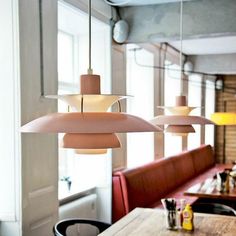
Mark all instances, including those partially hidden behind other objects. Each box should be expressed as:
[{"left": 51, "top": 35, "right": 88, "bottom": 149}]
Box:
[{"left": 182, "top": 204, "right": 194, "bottom": 231}]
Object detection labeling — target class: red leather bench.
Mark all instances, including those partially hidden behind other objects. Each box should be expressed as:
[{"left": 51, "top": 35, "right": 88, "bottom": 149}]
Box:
[{"left": 112, "top": 145, "right": 230, "bottom": 222}]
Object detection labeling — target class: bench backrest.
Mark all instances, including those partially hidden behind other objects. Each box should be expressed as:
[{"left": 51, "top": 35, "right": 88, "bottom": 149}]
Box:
[{"left": 112, "top": 145, "right": 215, "bottom": 222}]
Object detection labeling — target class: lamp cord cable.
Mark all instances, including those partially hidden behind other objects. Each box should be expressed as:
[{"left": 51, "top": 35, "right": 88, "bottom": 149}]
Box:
[
  {"left": 39, "top": 0, "right": 45, "bottom": 97},
  {"left": 88, "top": 0, "right": 93, "bottom": 74},
  {"left": 180, "top": 0, "right": 184, "bottom": 95}
]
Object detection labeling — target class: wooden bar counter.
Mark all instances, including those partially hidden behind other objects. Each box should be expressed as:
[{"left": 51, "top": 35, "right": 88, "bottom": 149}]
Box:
[{"left": 99, "top": 208, "right": 236, "bottom": 236}]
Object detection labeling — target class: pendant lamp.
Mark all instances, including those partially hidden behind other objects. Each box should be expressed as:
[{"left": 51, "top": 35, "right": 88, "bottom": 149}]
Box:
[
  {"left": 150, "top": 0, "right": 214, "bottom": 135},
  {"left": 210, "top": 112, "right": 236, "bottom": 125},
  {"left": 211, "top": 98, "right": 236, "bottom": 125},
  {"left": 21, "top": 0, "right": 162, "bottom": 153}
]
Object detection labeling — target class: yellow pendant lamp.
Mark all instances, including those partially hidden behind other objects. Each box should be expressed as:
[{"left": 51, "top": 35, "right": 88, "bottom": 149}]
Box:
[{"left": 210, "top": 112, "right": 236, "bottom": 125}]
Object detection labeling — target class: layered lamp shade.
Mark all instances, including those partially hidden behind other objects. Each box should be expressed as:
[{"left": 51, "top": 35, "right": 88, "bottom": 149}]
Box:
[
  {"left": 150, "top": 0, "right": 214, "bottom": 136},
  {"left": 150, "top": 96, "right": 215, "bottom": 136},
  {"left": 21, "top": 111, "right": 162, "bottom": 152},
  {"left": 46, "top": 74, "right": 128, "bottom": 154},
  {"left": 42, "top": 75, "right": 161, "bottom": 153},
  {"left": 20, "top": 0, "right": 162, "bottom": 154}
]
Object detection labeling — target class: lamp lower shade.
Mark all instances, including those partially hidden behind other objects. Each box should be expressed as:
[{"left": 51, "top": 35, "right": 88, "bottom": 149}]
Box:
[
  {"left": 75, "top": 149, "right": 107, "bottom": 155},
  {"left": 61, "top": 133, "right": 121, "bottom": 149},
  {"left": 166, "top": 125, "right": 195, "bottom": 136}
]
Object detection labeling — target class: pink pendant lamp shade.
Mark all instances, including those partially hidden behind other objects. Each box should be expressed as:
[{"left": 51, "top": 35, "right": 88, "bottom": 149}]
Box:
[
  {"left": 151, "top": 0, "right": 214, "bottom": 136},
  {"left": 21, "top": 0, "right": 162, "bottom": 153},
  {"left": 151, "top": 114, "right": 214, "bottom": 125},
  {"left": 151, "top": 96, "right": 215, "bottom": 135},
  {"left": 165, "top": 125, "right": 195, "bottom": 136},
  {"left": 61, "top": 133, "right": 121, "bottom": 149},
  {"left": 21, "top": 112, "right": 162, "bottom": 133}
]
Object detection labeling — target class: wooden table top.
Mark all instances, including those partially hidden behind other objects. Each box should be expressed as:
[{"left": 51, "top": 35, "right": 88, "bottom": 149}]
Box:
[
  {"left": 184, "top": 177, "right": 236, "bottom": 200},
  {"left": 99, "top": 208, "right": 236, "bottom": 236}
]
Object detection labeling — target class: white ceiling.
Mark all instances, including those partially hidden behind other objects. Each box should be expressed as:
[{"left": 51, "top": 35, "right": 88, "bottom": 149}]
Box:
[
  {"left": 169, "top": 36, "right": 236, "bottom": 55},
  {"left": 107, "top": 0, "right": 194, "bottom": 6}
]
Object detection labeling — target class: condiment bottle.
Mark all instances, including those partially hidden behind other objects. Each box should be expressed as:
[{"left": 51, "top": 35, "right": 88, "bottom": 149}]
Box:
[
  {"left": 179, "top": 199, "right": 186, "bottom": 228},
  {"left": 182, "top": 204, "right": 194, "bottom": 231},
  {"left": 225, "top": 170, "right": 230, "bottom": 193}
]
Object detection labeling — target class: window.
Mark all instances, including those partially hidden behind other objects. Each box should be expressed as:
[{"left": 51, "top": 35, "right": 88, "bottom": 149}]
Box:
[
  {"left": 205, "top": 78, "right": 215, "bottom": 146},
  {"left": 126, "top": 44, "right": 154, "bottom": 168},
  {"left": 187, "top": 74, "right": 202, "bottom": 149},
  {"left": 164, "top": 60, "right": 182, "bottom": 156},
  {"left": 58, "top": 2, "right": 111, "bottom": 199}
]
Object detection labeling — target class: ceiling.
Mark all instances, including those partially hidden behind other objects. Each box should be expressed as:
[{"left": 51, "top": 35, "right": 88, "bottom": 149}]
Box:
[
  {"left": 106, "top": 0, "right": 236, "bottom": 74},
  {"left": 169, "top": 36, "right": 236, "bottom": 55},
  {"left": 107, "top": 0, "right": 236, "bottom": 56},
  {"left": 107, "top": 0, "right": 194, "bottom": 6}
]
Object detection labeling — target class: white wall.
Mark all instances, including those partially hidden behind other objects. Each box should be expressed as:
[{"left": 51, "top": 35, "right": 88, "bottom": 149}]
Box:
[
  {"left": 0, "top": 0, "right": 21, "bottom": 235},
  {"left": 19, "top": 0, "right": 58, "bottom": 235}
]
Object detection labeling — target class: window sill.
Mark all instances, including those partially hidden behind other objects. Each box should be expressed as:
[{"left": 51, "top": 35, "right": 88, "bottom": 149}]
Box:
[{"left": 59, "top": 187, "right": 96, "bottom": 205}]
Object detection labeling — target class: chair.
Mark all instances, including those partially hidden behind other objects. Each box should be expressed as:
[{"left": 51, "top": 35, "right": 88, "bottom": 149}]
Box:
[
  {"left": 192, "top": 203, "right": 236, "bottom": 216},
  {"left": 53, "top": 218, "right": 111, "bottom": 236}
]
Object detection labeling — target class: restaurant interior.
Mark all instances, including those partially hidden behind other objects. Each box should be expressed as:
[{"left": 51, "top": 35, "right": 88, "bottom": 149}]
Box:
[{"left": 1, "top": 0, "right": 236, "bottom": 235}]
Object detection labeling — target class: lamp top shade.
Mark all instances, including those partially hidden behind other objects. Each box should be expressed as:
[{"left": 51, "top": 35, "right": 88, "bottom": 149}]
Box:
[
  {"left": 157, "top": 96, "right": 197, "bottom": 116},
  {"left": 211, "top": 112, "right": 236, "bottom": 125},
  {"left": 46, "top": 94, "right": 129, "bottom": 112},
  {"left": 21, "top": 112, "right": 162, "bottom": 133},
  {"left": 150, "top": 115, "right": 215, "bottom": 125},
  {"left": 157, "top": 106, "right": 196, "bottom": 116},
  {"left": 61, "top": 133, "right": 121, "bottom": 149}
]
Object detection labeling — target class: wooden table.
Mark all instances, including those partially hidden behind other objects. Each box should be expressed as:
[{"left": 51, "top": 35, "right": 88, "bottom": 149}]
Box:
[
  {"left": 99, "top": 208, "right": 236, "bottom": 236},
  {"left": 184, "top": 177, "right": 236, "bottom": 201}
]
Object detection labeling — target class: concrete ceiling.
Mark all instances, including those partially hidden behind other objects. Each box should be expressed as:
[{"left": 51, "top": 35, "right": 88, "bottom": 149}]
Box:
[
  {"left": 108, "top": 0, "right": 194, "bottom": 6},
  {"left": 169, "top": 36, "right": 236, "bottom": 55},
  {"left": 114, "top": 0, "right": 236, "bottom": 74},
  {"left": 118, "top": 0, "right": 236, "bottom": 55}
]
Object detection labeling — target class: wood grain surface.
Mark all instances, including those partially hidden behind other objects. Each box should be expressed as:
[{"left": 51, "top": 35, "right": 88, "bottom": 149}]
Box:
[
  {"left": 99, "top": 208, "right": 236, "bottom": 236},
  {"left": 184, "top": 177, "right": 236, "bottom": 200}
]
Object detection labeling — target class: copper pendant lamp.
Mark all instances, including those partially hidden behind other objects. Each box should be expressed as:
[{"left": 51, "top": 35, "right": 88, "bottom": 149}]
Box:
[
  {"left": 150, "top": 0, "right": 214, "bottom": 136},
  {"left": 21, "top": 0, "right": 162, "bottom": 152}
]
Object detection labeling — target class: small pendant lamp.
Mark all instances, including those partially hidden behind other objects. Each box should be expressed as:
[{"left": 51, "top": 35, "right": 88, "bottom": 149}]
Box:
[
  {"left": 150, "top": 0, "right": 214, "bottom": 135},
  {"left": 211, "top": 112, "right": 236, "bottom": 125},
  {"left": 21, "top": 0, "right": 162, "bottom": 153}
]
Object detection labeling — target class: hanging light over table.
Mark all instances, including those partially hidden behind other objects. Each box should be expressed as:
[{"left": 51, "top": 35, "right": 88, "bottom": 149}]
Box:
[
  {"left": 150, "top": 0, "right": 214, "bottom": 136},
  {"left": 21, "top": 0, "right": 162, "bottom": 153}
]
